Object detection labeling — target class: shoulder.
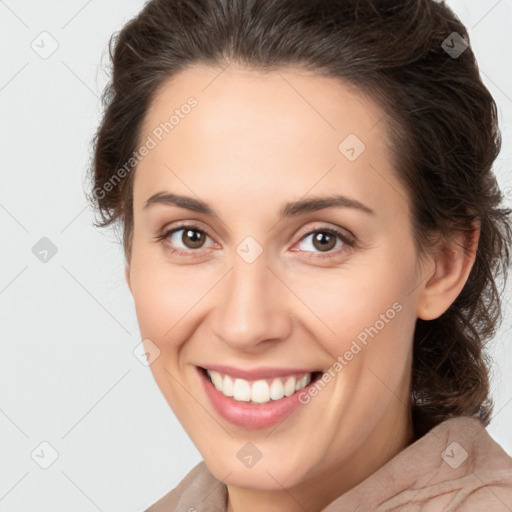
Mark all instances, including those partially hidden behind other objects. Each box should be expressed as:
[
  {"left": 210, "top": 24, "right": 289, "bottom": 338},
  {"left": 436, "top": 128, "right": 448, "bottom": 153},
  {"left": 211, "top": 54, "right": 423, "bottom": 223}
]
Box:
[
  {"left": 383, "top": 415, "right": 512, "bottom": 511},
  {"left": 324, "top": 415, "right": 512, "bottom": 511},
  {"left": 144, "top": 461, "right": 228, "bottom": 512},
  {"left": 438, "top": 416, "right": 512, "bottom": 511}
]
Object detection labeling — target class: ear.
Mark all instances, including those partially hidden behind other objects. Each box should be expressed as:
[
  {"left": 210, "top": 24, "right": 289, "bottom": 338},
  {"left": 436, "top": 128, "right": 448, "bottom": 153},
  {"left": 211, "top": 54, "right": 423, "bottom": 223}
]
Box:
[
  {"left": 125, "top": 265, "right": 132, "bottom": 293},
  {"left": 416, "top": 221, "right": 480, "bottom": 321}
]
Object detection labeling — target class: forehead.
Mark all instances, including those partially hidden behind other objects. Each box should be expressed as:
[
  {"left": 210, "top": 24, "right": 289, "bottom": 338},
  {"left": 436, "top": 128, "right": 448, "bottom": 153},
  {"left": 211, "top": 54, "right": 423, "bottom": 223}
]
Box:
[
  {"left": 141, "top": 63, "right": 388, "bottom": 141},
  {"left": 133, "top": 64, "right": 408, "bottom": 222}
]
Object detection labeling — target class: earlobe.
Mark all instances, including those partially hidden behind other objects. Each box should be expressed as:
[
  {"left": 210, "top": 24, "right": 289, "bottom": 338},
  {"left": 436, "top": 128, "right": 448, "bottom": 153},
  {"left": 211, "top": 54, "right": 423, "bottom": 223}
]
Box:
[{"left": 416, "top": 221, "right": 480, "bottom": 321}]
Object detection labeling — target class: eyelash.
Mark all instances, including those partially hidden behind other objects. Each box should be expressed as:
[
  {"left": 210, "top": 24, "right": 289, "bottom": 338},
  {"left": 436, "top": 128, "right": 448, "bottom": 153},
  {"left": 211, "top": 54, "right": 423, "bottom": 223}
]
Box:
[{"left": 154, "top": 222, "right": 356, "bottom": 259}]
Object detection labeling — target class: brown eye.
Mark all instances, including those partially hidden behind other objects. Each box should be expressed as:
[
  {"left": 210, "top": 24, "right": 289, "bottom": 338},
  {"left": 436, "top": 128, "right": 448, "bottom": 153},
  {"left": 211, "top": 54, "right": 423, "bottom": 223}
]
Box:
[
  {"left": 294, "top": 226, "right": 355, "bottom": 259},
  {"left": 157, "top": 224, "right": 215, "bottom": 255},
  {"left": 311, "top": 231, "right": 337, "bottom": 252},
  {"left": 181, "top": 228, "right": 206, "bottom": 249}
]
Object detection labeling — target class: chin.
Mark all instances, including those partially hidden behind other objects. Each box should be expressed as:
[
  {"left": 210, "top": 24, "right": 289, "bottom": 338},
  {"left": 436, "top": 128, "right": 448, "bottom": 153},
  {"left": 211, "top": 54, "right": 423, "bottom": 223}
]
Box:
[{"left": 203, "top": 452, "right": 311, "bottom": 491}]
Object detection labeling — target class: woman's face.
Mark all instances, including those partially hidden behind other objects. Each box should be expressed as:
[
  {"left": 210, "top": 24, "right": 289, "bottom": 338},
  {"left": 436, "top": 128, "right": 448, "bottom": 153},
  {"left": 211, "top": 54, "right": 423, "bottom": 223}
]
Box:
[{"left": 126, "top": 64, "right": 428, "bottom": 494}]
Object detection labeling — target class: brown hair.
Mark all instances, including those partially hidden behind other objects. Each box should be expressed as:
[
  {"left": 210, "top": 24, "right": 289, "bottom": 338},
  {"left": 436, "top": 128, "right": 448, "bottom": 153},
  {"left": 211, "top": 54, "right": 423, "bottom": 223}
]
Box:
[{"left": 87, "top": 0, "right": 512, "bottom": 439}]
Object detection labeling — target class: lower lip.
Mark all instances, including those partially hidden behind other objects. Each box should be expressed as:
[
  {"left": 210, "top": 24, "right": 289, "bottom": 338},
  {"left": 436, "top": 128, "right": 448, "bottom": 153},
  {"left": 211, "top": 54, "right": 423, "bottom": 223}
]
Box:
[{"left": 197, "top": 367, "right": 314, "bottom": 429}]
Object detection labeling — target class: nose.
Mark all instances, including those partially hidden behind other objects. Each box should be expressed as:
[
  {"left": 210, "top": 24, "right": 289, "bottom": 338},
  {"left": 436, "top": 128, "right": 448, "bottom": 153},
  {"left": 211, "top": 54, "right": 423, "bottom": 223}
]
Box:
[{"left": 210, "top": 249, "right": 293, "bottom": 353}]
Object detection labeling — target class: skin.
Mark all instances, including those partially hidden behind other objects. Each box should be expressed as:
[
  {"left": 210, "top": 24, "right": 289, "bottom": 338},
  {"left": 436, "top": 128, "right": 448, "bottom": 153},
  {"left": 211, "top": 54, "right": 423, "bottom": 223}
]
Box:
[{"left": 124, "top": 64, "right": 479, "bottom": 512}]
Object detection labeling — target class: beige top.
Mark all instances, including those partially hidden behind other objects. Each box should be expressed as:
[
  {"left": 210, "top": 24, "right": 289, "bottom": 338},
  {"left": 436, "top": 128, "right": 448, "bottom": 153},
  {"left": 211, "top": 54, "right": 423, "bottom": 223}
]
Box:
[{"left": 145, "top": 416, "right": 512, "bottom": 511}]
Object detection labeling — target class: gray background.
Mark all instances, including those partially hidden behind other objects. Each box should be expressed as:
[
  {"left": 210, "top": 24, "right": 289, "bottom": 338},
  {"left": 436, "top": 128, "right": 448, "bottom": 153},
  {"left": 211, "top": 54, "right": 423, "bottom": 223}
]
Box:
[{"left": 1, "top": 0, "right": 511, "bottom": 510}]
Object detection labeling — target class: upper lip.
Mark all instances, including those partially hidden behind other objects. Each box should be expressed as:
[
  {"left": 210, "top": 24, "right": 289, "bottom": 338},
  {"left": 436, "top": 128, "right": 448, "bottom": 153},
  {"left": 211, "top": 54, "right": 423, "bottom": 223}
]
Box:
[{"left": 199, "top": 364, "right": 320, "bottom": 380}]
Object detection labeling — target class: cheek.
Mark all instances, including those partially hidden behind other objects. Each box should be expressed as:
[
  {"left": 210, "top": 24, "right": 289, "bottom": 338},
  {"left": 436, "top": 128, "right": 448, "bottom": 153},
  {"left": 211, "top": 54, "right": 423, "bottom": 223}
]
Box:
[
  {"left": 291, "top": 263, "right": 408, "bottom": 335},
  {"left": 288, "top": 262, "right": 416, "bottom": 387},
  {"left": 129, "top": 250, "right": 216, "bottom": 350}
]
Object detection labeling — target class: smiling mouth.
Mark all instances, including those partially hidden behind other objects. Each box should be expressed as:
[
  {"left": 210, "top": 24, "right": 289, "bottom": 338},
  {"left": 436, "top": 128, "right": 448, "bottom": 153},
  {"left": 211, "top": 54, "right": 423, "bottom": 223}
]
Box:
[{"left": 199, "top": 367, "right": 323, "bottom": 405}]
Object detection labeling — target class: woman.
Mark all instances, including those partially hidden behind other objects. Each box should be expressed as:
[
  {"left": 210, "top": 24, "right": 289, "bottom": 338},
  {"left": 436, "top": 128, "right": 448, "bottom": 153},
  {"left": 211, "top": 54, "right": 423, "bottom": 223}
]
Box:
[{"left": 88, "top": 0, "right": 512, "bottom": 510}]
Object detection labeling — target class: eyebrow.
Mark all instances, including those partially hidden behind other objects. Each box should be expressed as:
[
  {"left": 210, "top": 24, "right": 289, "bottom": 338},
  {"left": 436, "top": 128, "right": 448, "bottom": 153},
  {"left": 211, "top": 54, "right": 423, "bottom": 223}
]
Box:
[{"left": 143, "top": 191, "right": 376, "bottom": 217}]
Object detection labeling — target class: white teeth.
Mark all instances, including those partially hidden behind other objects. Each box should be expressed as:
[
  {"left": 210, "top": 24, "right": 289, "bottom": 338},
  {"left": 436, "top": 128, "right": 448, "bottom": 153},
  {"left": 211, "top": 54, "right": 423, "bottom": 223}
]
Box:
[
  {"left": 223, "top": 375, "right": 234, "bottom": 397},
  {"left": 210, "top": 371, "right": 223, "bottom": 391},
  {"left": 269, "top": 378, "right": 284, "bottom": 400},
  {"left": 233, "top": 378, "right": 251, "bottom": 401},
  {"left": 283, "top": 377, "right": 296, "bottom": 396},
  {"left": 301, "top": 374, "right": 311, "bottom": 389},
  {"left": 251, "top": 379, "right": 270, "bottom": 403},
  {"left": 206, "top": 370, "right": 313, "bottom": 404}
]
